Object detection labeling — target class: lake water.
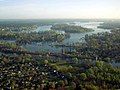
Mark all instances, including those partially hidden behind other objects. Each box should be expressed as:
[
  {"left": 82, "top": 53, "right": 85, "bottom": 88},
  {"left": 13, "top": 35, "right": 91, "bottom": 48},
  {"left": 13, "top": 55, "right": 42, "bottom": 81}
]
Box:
[
  {"left": 0, "top": 21, "right": 119, "bottom": 67},
  {"left": 22, "top": 21, "right": 111, "bottom": 53}
]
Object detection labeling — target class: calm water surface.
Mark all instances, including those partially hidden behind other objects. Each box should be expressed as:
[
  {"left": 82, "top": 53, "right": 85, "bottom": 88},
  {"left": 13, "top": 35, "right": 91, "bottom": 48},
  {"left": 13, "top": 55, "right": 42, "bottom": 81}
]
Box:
[{"left": 23, "top": 21, "right": 111, "bottom": 53}]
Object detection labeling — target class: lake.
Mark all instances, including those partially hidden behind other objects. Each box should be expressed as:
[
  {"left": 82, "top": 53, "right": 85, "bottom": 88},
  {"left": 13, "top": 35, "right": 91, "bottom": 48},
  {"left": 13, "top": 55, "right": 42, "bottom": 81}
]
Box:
[{"left": 22, "top": 21, "right": 111, "bottom": 53}]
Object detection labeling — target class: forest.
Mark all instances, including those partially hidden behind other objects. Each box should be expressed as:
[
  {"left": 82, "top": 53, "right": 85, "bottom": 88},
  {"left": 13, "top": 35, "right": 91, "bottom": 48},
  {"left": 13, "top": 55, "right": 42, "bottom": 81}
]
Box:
[
  {"left": 0, "top": 24, "right": 120, "bottom": 89},
  {"left": 51, "top": 24, "right": 94, "bottom": 33}
]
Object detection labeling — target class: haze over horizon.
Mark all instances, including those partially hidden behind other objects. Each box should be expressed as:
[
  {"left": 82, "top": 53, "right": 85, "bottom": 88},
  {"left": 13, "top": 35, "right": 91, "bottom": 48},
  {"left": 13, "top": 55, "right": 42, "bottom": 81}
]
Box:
[{"left": 0, "top": 0, "right": 120, "bottom": 19}]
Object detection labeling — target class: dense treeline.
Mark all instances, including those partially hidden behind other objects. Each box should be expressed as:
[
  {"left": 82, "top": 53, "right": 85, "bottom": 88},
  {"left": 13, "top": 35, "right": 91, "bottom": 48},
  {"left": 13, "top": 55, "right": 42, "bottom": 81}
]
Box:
[
  {"left": 0, "top": 41, "right": 23, "bottom": 50},
  {"left": 0, "top": 23, "right": 38, "bottom": 32},
  {"left": 82, "top": 29, "right": 120, "bottom": 62},
  {"left": 0, "top": 53, "right": 120, "bottom": 90},
  {"left": 16, "top": 31, "right": 70, "bottom": 45},
  {"left": 51, "top": 24, "right": 94, "bottom": 33},
  {"left": 0, "top": 30, "right": 70, "bottom": 45},
  {"left": 98, "top": 21, "right": 120, "bottom": 29}
]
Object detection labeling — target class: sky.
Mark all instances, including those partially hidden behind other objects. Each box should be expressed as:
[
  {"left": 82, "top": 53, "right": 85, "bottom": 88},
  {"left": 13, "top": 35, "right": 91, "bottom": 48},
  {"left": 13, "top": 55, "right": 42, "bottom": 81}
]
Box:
[{"left": 0, "top": 0, "right": 120, "bottom": 19}]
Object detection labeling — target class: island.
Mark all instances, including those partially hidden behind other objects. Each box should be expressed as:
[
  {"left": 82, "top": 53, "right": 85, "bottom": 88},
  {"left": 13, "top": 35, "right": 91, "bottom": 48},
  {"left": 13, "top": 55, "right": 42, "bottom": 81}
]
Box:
[
  {"left": 0, "top": 23, "right": 38, "bottom": 32},
  {"left": 51, "top": 24, "right": 94, "bottom": 33},
  {"left": 0, "top": 30, "right": 70, "bottom": 45},
  {"left": 98, "top": 21, "right": 120, "bottom": 29}
]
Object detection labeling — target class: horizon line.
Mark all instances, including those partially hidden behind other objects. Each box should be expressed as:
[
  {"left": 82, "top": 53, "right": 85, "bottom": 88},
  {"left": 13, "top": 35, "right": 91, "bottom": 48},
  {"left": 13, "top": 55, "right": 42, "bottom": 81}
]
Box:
[{"left": 0, "top": 18, "right": 120, "bottom": 20}]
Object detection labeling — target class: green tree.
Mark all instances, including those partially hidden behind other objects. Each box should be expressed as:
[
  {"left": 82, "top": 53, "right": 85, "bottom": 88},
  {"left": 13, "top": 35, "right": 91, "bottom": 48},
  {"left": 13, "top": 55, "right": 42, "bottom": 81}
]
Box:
[
  {"left": 44, "top": 60, "right": 49, "bottom": 65},
  {"left": 80, "top": 73, "right": 87, "bottom": 80}
]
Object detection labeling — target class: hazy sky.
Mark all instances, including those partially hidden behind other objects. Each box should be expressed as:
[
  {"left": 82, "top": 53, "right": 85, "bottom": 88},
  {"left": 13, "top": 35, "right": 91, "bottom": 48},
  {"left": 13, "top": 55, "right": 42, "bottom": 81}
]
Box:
[{"left": 0, "top": 0, "right": 120, "bottom": 19}]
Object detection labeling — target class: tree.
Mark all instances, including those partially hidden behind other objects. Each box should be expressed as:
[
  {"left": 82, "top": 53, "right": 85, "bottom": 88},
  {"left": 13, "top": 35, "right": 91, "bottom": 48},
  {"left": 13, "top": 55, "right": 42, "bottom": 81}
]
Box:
[
  {"left": 73, "top": 58, "right": 79, "bottom": 64},
  {"left": 85, "top": 84, "right": 99, "bottom": 90},
  {"left": 80, "top": 73, "right": 87, "bottom": 80},
  {"left": 44, "top": 60, "right": 49, "bottom": 65},
  {"left": 96, "top": 61, "right": 104, "bottom": 68}
]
